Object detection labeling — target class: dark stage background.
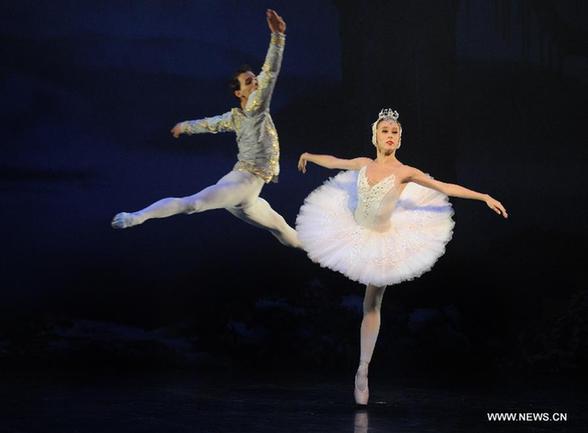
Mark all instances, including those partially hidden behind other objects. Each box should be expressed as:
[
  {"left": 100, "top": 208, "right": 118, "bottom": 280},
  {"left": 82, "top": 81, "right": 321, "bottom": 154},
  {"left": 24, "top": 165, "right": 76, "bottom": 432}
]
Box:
[{"left": 1, "top": 0, "right": 587, "bottom": 390}]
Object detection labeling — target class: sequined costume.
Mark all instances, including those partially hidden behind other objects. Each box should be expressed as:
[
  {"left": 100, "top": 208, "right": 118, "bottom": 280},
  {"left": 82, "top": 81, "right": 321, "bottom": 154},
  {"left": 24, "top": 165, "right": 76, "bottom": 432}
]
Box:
[
  {"left": 296, "top": 166, "right": 455, "bottom": 286},
  {"left": 179, "top": 32, "right": 285, "bottom": 183}
]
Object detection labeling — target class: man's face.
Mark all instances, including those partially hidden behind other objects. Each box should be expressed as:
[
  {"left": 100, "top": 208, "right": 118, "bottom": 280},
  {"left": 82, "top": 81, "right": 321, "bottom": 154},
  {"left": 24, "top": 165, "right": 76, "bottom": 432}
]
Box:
[{"left": 234, "top": 71, "right": 258, "bottom": 102}]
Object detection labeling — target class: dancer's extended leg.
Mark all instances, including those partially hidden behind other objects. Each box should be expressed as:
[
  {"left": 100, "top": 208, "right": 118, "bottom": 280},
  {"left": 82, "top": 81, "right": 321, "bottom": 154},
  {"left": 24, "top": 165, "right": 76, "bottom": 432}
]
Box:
[
  {"left": 227, "top": 197, "right": 301, "bottom": 248},
  {"left": 355, "top": 284, "right": 386, "bottom": 404},
  {"left": 111, "top": 170, "right": 263, "bottom": 228}
]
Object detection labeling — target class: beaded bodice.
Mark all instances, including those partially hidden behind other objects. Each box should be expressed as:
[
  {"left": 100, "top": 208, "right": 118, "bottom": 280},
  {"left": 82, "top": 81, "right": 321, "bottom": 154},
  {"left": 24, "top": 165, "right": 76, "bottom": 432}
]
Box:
[{"left": 354, "top": 166, "right": 402, "bottom": 232}]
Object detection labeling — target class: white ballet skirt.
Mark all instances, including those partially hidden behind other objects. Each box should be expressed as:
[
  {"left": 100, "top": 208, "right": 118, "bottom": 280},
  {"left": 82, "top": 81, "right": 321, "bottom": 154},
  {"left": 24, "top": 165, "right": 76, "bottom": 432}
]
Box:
[{"left": 296, "top": 166, "right": 455, "bottom": 287}]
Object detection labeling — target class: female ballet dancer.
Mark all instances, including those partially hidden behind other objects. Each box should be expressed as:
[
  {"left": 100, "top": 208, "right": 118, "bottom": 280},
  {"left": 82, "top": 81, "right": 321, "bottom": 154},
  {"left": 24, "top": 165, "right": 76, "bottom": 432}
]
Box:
[
  {"left": 296, "top": 109, "right": 507, "bottom": 405},
  {"left": 111, "top": 10, "right": 300, "bottom": 248}
]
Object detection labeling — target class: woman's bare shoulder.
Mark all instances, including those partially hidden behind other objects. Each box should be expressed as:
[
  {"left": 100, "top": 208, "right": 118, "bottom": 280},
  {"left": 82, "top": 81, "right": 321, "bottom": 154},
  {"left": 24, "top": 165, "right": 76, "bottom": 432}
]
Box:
[
  {"left": 353, "top": 157, "right": 374, "bottom": 167},
  {"left": 394, "top": 163, "right": 425, "bottom": 182},
  {"left": 397, "top": 163, "right": 422, "bottom": 174}
]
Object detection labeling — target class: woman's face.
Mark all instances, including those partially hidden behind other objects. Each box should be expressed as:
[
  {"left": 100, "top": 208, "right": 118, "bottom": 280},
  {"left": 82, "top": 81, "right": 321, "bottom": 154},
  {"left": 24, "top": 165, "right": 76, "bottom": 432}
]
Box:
[{"left": 375, "top": 120, "right": 401, "bottom": 153}]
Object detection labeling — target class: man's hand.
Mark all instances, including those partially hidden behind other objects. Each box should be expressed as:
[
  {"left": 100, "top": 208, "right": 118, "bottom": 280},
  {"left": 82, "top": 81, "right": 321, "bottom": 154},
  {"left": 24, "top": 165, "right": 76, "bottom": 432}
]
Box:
[
  {"left": 266, "top": 9, "right": 286, "bottom": 34},
  {"left": 171, "top": 123, "right": 183, "bottom": 139}
]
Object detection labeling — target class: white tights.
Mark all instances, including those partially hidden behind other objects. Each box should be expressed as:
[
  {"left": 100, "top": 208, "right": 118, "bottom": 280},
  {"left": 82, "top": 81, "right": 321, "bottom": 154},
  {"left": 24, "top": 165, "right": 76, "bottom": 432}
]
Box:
[{"left": 114, "top": 170, "right": 300, "bottom": 248}]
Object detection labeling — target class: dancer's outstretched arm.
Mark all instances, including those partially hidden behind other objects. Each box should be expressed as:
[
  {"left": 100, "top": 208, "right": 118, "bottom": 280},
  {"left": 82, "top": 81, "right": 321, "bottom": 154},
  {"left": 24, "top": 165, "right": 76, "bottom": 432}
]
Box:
[
  {"left": 246, "top": 9, "right": 286, "bottom": 114},
  {"left": 298, "top": 152, "right": 371, "bottom": 173},
  {"left": 171, "top": 110, "right": 235, "bottom": 138},
  {"left": 404, "top": 167, "right": 508, "bottom": 218}
]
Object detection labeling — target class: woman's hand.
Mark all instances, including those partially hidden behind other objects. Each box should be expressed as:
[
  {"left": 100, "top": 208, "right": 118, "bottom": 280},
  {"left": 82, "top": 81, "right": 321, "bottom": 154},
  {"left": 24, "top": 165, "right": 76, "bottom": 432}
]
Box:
[
  {"left": 298, "top": 152, "right": 309, "bottom": 173},
  {"left": 485, "top": 195, "right": 508, "bottom": 218},
  {"left": 170, "top": 123, "right": 183, "bottom": 139}
]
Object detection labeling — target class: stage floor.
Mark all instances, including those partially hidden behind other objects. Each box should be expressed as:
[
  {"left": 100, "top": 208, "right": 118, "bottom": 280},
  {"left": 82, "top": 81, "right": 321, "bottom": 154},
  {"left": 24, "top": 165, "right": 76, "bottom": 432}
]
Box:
[{"left": 2, "top": 373, "right": 585, "bottom": 433}]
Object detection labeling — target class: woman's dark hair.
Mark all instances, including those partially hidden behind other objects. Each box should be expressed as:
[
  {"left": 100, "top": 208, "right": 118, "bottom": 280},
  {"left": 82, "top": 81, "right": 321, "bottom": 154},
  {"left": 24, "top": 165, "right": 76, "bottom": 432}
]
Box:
[{"left": 229, "top": 64, "right": 253, "bottom": 94}]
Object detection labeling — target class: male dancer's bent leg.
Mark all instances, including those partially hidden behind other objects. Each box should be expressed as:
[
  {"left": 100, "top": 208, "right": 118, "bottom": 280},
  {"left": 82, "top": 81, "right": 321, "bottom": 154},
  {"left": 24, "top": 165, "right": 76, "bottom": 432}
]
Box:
[{"left": 227, "top": 197, "right": 301, "bottom": 248}]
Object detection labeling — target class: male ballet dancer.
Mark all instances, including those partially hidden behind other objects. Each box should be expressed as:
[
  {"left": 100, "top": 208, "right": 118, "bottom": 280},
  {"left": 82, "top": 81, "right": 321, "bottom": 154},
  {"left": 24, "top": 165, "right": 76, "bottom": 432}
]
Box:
[{"left": 111, "top": 9, "right": 299, "bottom": 248}]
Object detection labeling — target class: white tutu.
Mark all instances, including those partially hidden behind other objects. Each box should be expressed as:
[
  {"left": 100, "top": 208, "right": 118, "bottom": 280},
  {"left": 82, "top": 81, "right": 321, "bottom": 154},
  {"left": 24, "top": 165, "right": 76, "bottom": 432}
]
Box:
[{"left": 296, "top": 170, "right": 455, "bottom": 287}]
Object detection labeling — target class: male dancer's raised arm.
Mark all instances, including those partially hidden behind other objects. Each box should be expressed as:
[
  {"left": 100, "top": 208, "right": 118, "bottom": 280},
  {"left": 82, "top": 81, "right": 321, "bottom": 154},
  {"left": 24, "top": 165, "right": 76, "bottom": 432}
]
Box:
[
  {"left": 245, "top": 10, "right": 286, "bottom": 114},
  {"left": 169, "top": 10, "right": 285, "bottom": 139}
]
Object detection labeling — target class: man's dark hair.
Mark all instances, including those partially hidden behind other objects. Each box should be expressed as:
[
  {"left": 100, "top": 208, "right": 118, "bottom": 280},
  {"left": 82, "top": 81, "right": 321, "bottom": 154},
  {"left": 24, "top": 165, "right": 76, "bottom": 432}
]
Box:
[{"left": 230, "top": 64, "right": 253, "bottom": 94}]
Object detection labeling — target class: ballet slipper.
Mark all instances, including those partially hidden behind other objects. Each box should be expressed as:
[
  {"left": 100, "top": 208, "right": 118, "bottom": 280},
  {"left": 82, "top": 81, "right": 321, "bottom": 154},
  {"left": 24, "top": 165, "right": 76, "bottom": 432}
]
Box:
[{"left": 354, "top": 363, "right": 369, "bottom": 405}]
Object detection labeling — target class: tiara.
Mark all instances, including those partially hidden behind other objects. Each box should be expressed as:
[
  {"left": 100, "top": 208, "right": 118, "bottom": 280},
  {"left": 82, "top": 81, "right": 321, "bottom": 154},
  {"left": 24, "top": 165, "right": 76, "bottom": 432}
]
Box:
[{"left": 378, "top": 108, "right": 399, "bottom": 121}]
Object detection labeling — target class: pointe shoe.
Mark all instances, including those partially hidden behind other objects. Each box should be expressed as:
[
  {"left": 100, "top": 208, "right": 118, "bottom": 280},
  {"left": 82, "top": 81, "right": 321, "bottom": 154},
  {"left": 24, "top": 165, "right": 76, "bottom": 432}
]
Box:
[
  {"left": 111, "top": 212, "right": 138, "bottom": 229},
  {"left": 354, "top": 366, "right": 369, "bottom": 405}
]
